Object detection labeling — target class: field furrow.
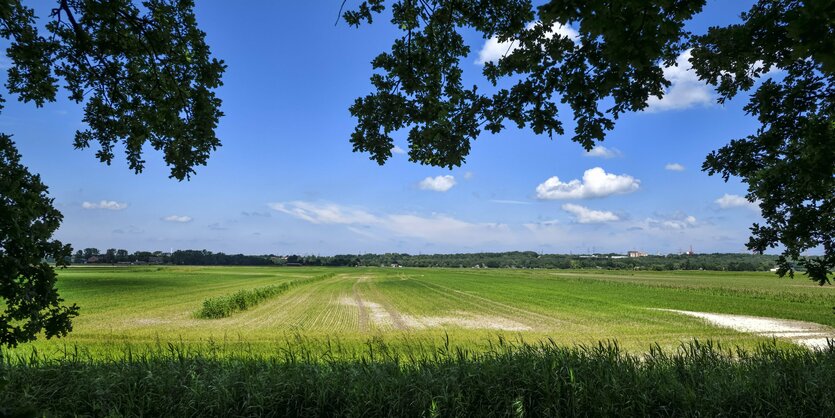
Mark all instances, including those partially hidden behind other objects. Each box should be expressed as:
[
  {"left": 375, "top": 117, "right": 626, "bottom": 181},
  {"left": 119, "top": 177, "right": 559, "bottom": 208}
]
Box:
[{"left": 18, "top": 266, "right": 832, "bottom": 356}]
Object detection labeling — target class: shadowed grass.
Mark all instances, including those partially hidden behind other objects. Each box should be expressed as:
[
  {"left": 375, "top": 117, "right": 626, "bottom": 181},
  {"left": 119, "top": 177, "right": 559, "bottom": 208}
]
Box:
[{"left": 1, "top": 338, "right": 833, "bottom": 417}]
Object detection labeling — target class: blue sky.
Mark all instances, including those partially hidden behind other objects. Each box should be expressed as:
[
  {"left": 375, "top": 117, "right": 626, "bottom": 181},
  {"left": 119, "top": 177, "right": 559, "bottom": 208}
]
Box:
[{"left": 6, "top": 1, "right": 772, "bottom": 255}]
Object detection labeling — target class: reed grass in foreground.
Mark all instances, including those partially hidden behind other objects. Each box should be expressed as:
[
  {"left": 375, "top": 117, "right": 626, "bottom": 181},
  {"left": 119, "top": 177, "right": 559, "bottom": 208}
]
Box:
[{"left": 2, "top": 339, "right": 833, "bottom": 417}]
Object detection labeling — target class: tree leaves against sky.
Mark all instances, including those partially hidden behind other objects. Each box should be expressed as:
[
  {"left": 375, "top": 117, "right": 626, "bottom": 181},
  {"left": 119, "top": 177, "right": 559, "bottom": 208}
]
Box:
[
  {"left": 344, "top": 0, "right": 834, "bottom": 287},
  {"left": 0, "top": 0, "right": 224, "bottom": 346}
]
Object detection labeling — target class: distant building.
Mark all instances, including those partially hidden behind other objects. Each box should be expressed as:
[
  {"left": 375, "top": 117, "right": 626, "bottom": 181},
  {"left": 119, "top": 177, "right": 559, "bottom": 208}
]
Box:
[{"left": 627, "top": 251, "right": 648, "bottom": 258}]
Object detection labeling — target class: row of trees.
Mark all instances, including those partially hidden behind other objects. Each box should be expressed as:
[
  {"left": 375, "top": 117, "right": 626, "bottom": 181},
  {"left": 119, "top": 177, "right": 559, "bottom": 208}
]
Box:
[
  {"left": 73, "top": 249, "right": 272, "bottom": 266},
  {"left": 73, "top": 250, "right": 783, "bottom": 272},
  {"left": 328, "top": 252, "right": 784, "bottom": 271}
]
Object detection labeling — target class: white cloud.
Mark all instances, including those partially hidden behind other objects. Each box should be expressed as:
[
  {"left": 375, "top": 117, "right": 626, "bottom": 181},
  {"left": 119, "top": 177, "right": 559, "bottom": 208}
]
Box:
[
  {"left": 665, "top": 163, "right": 685, "bottom": 171},
  {"left": 392, "top": 145, "right": 406, "bottom": 155},
  {"left": 419, "top": 175, "right": 456, "bottom": 192},
  {"left": 645, "top": 214, "right": 697, "bottom": 230},
  {"left": 535, "top": 167, "right": 640, "bottom": 200},
  {"left": 751, "top": 60, "right": 782, "bottom": 77},
  {"left": 463, "top": 171, "right": 475, "bottom": 180},
  {"left": 81, "top": 200, "right": 127, "bottom": 210},
  {"left": 584, "top": 145, "right": 621, "bottom": 159},
  {"left": 562, "top": 203, "right": 620, "bottom": 224},
  {"left": 664, "top": 216, "right": 697, "bottom": 230},
  {"left": 646, "top": 49, "right": 714, "bottom": 112},
  {"left": 268, "top": 201, "right": 378, "bottom": 225},
  {"left": 266, "top": 201, "right": 756, "bottom": 254},
  {"left": 477, "top": 22, "right": 579, "bottom": 65},
  {"left": 385, "top": 214, "right": 509, "bottom": 243},
  {"left": 715, "top": 194, "right": 759, "bottom": 210},
  {"left": 162, "top": 215, "right": 192, "bottom": 223},
  {"left": 270, "top": 201, "right": 508, "bottom": 246}
]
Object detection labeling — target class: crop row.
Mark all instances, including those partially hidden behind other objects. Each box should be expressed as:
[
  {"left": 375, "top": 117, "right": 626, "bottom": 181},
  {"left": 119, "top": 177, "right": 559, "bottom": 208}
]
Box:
[{"left": 195, "top": 273, "right": 336, "bottom": 319}]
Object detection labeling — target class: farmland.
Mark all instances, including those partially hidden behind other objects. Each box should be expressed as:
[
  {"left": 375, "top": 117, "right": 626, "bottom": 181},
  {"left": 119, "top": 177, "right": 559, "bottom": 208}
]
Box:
[
  {"left": 11, "top": 265, "right": 834, "bottom": 357},
  {"left": 4, "top": 266, "right": 835, "bottom": 416}
]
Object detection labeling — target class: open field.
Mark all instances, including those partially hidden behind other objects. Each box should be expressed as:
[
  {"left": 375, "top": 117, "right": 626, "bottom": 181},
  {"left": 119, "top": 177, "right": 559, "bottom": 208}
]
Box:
[
  {"left": 4, "top": 266, "right": 835, "bottom": 416},
  {"left": 10, "top": 266, "right": 834, "bottom": 357}
]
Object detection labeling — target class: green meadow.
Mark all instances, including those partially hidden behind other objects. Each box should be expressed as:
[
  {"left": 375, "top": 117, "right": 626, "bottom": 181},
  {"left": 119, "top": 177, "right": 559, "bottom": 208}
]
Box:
[
  {"left": 4, "top": 266, "right": 835, "bottom": 416},
  {"left": 13, "top": 266, "right": 834, "bottom": 357}
]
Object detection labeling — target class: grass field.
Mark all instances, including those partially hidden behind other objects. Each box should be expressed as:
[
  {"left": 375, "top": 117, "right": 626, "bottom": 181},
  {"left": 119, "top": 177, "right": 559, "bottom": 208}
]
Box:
[
  {"left": 4, "top": 266, "right": 835, "bottom": 416},
  {"left": 11, "top": 265, "right": 834, "bottom": 357}
]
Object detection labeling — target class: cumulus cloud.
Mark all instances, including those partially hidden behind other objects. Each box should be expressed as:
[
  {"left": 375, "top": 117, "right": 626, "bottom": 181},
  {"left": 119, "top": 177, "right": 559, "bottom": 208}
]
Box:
[
  {"left": 715, "top": 194, "right": 759, "bottom": 210},
  {"left": 82, "top": 200, "right": 127, "bottom": 210},
  {"left": 665, "top": 163, "right": 685, "bottom": 171},
  {"left": 477, "top": 22, "right": 579, "bottom": 65},
  {"left": 535, "top": 167, "right": 640, "bottom": 200},
  {"left": 419, "top": 175, "right": 456, "bottom": 192},
  {"left": 562, "top": 203, "right": 620, "bottom": 223},
  {"left": 392, "top": 145, "right": 407, "bottom": 155},
  {"left": 584, "top": 145, "right": 622, "bottom": 159},
  {"left": 646, "top": 49, "right": 714, "bottom": 112},
  {"left": 162, "top": 215, "right": 192, "bottom": 223}
]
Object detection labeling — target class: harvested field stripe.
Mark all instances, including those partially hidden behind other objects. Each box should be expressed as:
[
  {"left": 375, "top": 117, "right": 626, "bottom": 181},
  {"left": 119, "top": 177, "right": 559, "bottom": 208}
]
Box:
[
  {"left": 195, "top": 273, "right": 335, "bottom": 319},
  {"left": 361, "top": 278, "right": 408, "bottom": 330},
  {"left": 405, "top": 274, "right": 566, "bottom": 329},
  {"left": 658, "top": 309, "right": 835, "bottom": 349},
  {"left": 352, "top": 281, "right": 369, "bottom": 332}
]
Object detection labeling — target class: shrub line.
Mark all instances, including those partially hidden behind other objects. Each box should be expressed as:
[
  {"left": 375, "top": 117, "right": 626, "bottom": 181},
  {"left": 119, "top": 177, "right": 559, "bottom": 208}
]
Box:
[{"left": 195, "top": 273, "right": 335, "bottom": 319}]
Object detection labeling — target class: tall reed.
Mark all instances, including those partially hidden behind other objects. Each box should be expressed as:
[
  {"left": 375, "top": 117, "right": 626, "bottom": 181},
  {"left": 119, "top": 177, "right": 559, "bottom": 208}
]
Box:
[{"left": 1, "top": 338, "right": 832, "bottom": 416}]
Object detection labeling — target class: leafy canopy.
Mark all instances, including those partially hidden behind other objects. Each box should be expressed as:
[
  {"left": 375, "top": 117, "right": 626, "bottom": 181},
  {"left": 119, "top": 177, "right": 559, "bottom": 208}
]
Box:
[
  {"left": 0, "top": 134, "right": 76, "bottom": 347},
  {"left": 1, "top": 0, "right": 225, "bottom": 180},
  {"left": 0, "top": 0, "right": 224, "bottom": 347},
  {"left": 344, "top": 0, "right": 834, "bottom": 286}
]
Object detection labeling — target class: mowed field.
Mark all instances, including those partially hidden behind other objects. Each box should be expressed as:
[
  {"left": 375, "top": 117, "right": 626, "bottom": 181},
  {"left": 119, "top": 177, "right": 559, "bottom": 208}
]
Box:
[{"left": 17, "top": 266, "right": 835, "bottom": 357}]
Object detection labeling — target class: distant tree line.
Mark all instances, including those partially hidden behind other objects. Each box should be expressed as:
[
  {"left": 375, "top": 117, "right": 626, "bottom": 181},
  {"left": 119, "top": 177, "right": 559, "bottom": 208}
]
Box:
[
  {"left": 71, "top": 249, "right": 272, "bottom": 266},
  {"left": 275, "top": 252, "right": 784, "bottom": 272},
  {"left": 71, "top": 249, "right": 789, "bottom": 271}
]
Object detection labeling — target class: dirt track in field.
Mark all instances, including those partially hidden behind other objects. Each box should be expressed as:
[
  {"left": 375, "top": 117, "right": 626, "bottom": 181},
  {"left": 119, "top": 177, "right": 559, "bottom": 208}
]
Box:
[
  {"left": 341, "top": 275, "right": 531, "bottom": 332},
  {"left": 659, "top": 309, "right": 835, "bottom": 349}
]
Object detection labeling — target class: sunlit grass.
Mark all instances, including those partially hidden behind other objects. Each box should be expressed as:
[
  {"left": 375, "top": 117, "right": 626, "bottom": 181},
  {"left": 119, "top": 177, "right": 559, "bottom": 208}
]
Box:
[{"left": 13, "top": 266, "right": 833, "bottom": 358}]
